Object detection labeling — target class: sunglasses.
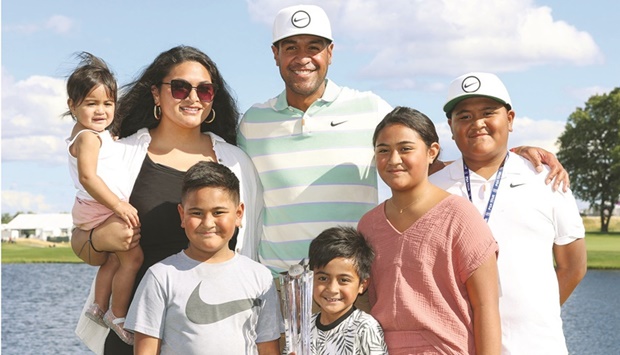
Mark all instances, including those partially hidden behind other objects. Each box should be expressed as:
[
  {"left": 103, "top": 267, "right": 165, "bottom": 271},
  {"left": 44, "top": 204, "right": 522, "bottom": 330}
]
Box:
[{"left": 160, "top": 79, "right": 217, "bottom": 102}]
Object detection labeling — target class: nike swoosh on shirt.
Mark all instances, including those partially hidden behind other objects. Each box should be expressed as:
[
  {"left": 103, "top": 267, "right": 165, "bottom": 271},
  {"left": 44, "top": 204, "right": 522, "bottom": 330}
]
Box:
[
  {"left": 185, "top": 282, "right": 262, "bottom": 324},
  {"left": 330, "top": 120, "right": 348, "bottom": 127},
  {"left": 510, "top": 183, "right": 526, "bottom": 188}
]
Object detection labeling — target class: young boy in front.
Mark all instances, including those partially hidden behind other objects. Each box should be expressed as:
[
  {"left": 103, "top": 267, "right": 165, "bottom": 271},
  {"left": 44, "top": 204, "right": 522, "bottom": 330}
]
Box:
[
  {"left": 125, "top": 161, "right": 282, "bottom": 355},
  {"left": 306, "top": 226, "right": 388, "bottom": 354}
]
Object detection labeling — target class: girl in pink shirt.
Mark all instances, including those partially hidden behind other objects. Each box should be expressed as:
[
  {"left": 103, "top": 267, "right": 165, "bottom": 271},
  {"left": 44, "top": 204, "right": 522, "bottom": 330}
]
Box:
[{"left": 358, "top": 106, "right": 500, "bottom": 355}]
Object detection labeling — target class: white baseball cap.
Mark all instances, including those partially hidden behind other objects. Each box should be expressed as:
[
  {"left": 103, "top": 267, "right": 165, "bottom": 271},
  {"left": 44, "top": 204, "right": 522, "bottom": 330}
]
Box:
[
  {"left": 272, "top": 5, "right": 333, "bottom": 44},
  {"left": 443, "top": 72, "right": 512, "bottom": 117}
]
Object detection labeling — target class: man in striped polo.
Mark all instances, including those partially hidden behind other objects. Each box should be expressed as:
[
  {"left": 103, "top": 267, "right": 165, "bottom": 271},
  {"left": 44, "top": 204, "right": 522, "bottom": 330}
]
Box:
[{"left": 238, "top": 4, "right": 392, "bottom": 275}]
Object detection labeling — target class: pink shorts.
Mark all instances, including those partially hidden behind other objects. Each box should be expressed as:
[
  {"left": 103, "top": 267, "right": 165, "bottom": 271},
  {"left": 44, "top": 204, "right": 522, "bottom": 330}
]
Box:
[{"left": 72, "top": 197, "right": 116, "bottom": 230}]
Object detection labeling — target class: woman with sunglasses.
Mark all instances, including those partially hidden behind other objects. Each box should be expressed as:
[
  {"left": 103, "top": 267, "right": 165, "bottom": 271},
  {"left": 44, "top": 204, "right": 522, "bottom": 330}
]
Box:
[{"left": 71, "top": 45, "right": 264, "bottom": 355}]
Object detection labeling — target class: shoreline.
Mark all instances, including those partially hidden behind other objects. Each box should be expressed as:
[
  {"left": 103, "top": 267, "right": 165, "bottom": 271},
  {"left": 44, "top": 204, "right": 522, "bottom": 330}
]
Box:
[{"left": 3, "top": 232, "right": 620, "bottom": 269}]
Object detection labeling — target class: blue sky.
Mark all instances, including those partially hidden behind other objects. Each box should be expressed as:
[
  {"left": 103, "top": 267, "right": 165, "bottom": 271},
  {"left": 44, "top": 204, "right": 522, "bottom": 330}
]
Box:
[{"left": 2, "top": 0, "right": 617, "bottom": 214}]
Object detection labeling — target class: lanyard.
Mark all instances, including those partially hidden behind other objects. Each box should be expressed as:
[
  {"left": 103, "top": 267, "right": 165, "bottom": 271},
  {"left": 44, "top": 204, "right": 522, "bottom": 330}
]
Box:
[{"left": 463, "top": 152, "right": 509, "bottom": 222}]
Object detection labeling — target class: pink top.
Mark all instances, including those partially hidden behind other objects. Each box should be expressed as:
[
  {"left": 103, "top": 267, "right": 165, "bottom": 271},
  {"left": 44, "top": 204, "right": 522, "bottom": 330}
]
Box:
[{"left": 358, "top": 195, "right": 498, "bottom": 355}]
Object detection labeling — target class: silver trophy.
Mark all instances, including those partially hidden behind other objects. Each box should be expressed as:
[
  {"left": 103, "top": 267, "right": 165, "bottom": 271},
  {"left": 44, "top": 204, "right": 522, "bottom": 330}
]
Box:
[{"left": 279, "top": 259, "right": 313, "bottom": 355}]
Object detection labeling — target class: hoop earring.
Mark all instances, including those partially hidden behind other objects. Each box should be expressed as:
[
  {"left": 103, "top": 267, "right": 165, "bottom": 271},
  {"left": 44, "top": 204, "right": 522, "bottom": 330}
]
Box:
[
  {"left": 204, "top": 109, "right": 216, "bottom": 124},
  {"left": 153, "top": 105, "right": 161, "bottom": 120}
]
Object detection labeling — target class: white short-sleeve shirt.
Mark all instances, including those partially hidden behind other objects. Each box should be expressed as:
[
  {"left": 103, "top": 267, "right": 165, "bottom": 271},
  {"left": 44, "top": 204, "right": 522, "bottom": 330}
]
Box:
[{"left": 430, "top": 152, "right": 585, "bottom": 354}]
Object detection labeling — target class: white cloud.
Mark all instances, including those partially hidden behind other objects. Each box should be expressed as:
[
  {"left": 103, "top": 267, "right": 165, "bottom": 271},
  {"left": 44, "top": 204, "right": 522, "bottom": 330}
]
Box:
[
  {"left": 2, "top": 23, "right": 39, "bottom": 34},
  {"left": 567, "top": 86, "right": 613, "bottom": 105},
  {"left": 510, "top": 116, "right": 566, "bottom": 154},
  {"left": 2, "top": 14, "right": 74, "bottom": 35},
  {"left": 247, "top": 0, "right": 603, "bottom": 83},
  {"left": 45, "top": 15, "right": 74, "bottom": 34},
  {"left": 1, "top": 69, "right": 72, "bottom": 164},
  {"left": 1, "top": 190, "right": 54, "bottom": 213}
]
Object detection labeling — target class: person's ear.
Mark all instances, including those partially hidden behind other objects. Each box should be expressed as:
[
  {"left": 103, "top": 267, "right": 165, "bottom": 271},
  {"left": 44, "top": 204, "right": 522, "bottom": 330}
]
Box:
[
  {"left": 428, "top": 142, "right": 440, "bottom": 164},
  {"left": 326, "top": 42, "right": 334, "bottom": 65},
  {"left": 358, "top": 278, "right": 369, "bottom": 294},
  {"left": 236, "top": 202, "right": 245, "bottom": 228},
  {"left": 67, "top": 98, "right": 75, "bottom": 115},
  {"left": 151, "top": 85, "right": 160, "bottom": 105},
  {"left": 177, "top": 203, "right": 185, "bottom": 228},
  {"left": 448, "top": 118, "right": 454, "bottom": 140},
  {"left": 271, "top": 45, "right": 280, "bottom": 67},
  {"left": 507, "top": 109, "right": 515, "bottom": 132}
]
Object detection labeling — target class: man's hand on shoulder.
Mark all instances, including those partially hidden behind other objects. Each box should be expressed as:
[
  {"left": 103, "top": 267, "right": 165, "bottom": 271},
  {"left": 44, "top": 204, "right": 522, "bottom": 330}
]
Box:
[{"left": 510, "top": 146, "right": 570, "bottom": 192}]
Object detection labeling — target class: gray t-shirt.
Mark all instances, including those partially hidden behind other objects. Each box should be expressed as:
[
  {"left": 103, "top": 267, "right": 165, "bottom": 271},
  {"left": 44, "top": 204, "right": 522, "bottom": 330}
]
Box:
[{"left": 126, "top": 251, "right": 283, "bottom": 354}]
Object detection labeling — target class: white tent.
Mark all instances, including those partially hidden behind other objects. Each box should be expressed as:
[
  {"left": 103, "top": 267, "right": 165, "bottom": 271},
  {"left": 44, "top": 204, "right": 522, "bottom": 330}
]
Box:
[{"left": 3, "top": 213, "right": 74, "bottom": 241}]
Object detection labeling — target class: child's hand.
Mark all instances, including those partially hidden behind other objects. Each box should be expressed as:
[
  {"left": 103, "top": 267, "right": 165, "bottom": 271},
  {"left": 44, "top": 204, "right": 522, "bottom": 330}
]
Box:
[{"left": 113, "top": 201, "right": 140, "bottom": 228}]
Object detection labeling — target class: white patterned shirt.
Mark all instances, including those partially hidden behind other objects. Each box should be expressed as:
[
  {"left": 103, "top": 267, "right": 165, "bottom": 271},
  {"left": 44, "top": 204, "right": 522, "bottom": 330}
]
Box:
[{"left": 310, "top": 308, "right": 388, "bottom": 355}]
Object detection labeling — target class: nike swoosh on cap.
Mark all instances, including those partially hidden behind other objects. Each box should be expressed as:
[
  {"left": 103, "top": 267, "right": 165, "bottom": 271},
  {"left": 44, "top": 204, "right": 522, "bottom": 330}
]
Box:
[{"left": 185, "top": 282, "right": 263, "bottom": 324}]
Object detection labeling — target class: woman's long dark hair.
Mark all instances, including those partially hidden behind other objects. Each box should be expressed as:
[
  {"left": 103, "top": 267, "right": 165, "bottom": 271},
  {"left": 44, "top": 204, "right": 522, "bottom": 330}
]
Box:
[{"left": 113, "top": 45, "right": 239, "bottom": 144}]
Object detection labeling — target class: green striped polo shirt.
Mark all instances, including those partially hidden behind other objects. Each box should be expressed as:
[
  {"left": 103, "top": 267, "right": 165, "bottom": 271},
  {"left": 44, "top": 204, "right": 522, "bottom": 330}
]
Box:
[{"left": 238, "top": 80, "right": 392, "bottom": 274}]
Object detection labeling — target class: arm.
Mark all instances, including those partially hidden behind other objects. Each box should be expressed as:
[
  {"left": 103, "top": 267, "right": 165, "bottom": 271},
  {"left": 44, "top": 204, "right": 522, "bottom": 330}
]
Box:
[
  {"left": 510, "top": 146, "right": 570, "bottom": 192},
  {"left": 134, "top": 332, "right": 161, "bottom": 355},
  {"left": 465, "top": 254, "right": 501, "bottom": 355},
  {"left": 553, "top": 238, "right": 587, "bottom": 305},
  {"left": 256, "top": 339, "right": 280, "bottom": 355},
  {"left": 74, "top": 132, "right": 139, "bottom": 227}
]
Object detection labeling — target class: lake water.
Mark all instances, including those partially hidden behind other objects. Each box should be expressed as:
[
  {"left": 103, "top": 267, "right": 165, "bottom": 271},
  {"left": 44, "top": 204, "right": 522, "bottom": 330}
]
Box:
[{"left": 1, "top": 264, "right": 619, "bottom": 354}]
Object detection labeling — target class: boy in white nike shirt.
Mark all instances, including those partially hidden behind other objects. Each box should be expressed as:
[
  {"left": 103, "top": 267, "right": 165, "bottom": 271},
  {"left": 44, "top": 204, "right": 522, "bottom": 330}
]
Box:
[
  {"left": 125, "top": 161, "right": 282, "bottom": 355},
  {"left": 429, "top": 72, "right": 586, "bottom": 354}
]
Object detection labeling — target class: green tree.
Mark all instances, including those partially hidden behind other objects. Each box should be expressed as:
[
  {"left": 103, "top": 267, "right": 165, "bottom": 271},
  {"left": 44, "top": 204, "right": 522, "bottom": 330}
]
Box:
[
  {"left": 2, "top": 213, "right": 14, "bottom": 224},
  {"left": 1, "top": 212, "right": 22, "bottom": 224},
  {"left": 1, "top": 212, "right": 32, "bottom": 224},
  {"left": 557, "top": 87, "right": 620, "bottom": 232}
]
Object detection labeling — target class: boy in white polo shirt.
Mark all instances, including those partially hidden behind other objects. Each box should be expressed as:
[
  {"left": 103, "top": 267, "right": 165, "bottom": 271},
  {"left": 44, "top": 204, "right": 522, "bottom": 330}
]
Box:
[{"left": 429, "top": 72, "right": 587, "bottom": 354}]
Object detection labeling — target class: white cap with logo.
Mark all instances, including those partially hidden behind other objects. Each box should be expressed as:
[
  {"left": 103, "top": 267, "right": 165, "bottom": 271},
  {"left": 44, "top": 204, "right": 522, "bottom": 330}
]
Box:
[
  {"left": 443, "top": 72, "right": 512, "bottom": 117},
  {"left": 272, "top": 4, "right": 333, "bottom": 44}
]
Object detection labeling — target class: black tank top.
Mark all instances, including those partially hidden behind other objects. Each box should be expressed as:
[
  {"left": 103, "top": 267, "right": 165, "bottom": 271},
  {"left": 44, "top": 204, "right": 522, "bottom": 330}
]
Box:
[
  {"left": 104, "top": 154, "right": 187, "bottom": 354},
  {"left": 131, "top": 154, "right": 188, "bottom": 279}
]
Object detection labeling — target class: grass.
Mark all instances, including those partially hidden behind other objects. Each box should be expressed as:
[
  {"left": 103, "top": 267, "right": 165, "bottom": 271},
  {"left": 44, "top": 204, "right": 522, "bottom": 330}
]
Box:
[
  {"left": 582, "top": 216, "right": 620, "bottom": 232},
  {"left": 581, "top": 216, "right": 620, "bottom": 269},
  {"left": 583, "top": 232, "right": 620, "bottom": 269},
  {"left": 3, "top": 216, "right": 620, "bottom": 267},
  {"left": 1, "top": 239, "right": 82, "bottom": 263}
]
